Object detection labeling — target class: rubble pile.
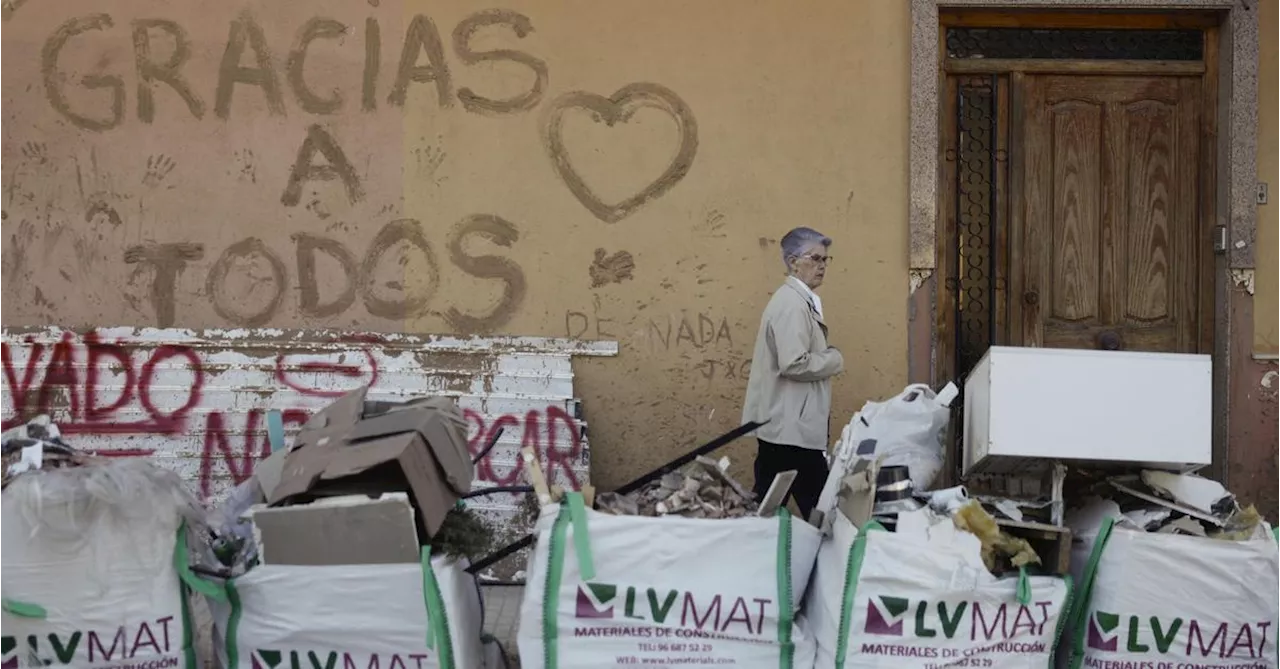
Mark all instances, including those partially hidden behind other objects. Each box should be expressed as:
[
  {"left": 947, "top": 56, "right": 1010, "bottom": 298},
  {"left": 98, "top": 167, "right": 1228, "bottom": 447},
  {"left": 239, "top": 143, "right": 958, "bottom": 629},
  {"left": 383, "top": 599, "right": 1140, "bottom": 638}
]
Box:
[
  {"left": 1067, "top": 469, "right": 1264, "bottom": 542},
  {"left": 201, "top": 388, "right": 496, "bottom": 669},
  {"left": 205, "top": 386, "right": 491, "bottom": 574},
  {"left": 596, "top": 456, "right": 757, "bottom": 518},
  {"left": 1, "top": 415, "right": 103, "bottom": 487}
]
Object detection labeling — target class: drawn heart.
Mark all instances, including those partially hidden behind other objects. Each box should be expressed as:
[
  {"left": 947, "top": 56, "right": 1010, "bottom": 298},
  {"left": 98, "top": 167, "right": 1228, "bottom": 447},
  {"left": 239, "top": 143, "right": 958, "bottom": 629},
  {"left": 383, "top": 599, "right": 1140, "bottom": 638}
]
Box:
[{"left": 543, "top": 83, "right": 698, "bottom": 224}]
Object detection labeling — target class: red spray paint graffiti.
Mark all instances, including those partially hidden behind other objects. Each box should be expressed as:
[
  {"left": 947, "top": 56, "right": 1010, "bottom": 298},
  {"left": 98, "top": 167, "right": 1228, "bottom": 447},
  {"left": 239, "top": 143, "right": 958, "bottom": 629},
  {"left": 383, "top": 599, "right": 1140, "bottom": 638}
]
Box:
[
  {"left": 198, "top": 408, "right": 311, "bottom": 499},
  {"left": 464, "top": 407, "right": 585, "bottom": 490},
  {"left": 2, "top": 331, "right": 587, "bottom": 499},
  {"left": 2, "top": 332, "right": 203, "bottom": 435}
]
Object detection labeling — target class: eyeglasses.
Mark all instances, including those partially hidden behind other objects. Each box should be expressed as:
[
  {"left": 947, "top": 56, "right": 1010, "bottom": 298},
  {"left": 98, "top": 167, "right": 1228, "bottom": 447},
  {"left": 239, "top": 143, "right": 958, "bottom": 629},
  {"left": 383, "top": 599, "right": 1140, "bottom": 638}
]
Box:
[{"left": 800, "top": 253, "right": 832, "bottom": 265}]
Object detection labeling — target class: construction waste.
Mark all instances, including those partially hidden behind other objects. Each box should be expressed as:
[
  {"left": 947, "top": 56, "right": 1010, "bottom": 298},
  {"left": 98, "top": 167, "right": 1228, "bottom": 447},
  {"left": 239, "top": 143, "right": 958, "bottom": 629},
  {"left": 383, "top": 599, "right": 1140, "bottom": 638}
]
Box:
[
  {"left": 2, "top": 415, "right": 100, "bottom": 486},
  {"left": 205, "top": 387, "right": 498, "bottom": 669},
  {"left": 595, "top": 455, "right": 756, "bottom": 518},
  {"left": 1061, "top": 476, "right": 1277, "bottom": 669},
  {"left": 1, "top": 415, "right": 216, "bottom": 669},
  {"left": 2, "top": 345, "right": 1275, "bottom": 669},
  {"left": 802, "top": 347, "right": 1279, "bottom": 669},
  {"left": 517, "top": 491, "right": 822, "bottom": 669}
]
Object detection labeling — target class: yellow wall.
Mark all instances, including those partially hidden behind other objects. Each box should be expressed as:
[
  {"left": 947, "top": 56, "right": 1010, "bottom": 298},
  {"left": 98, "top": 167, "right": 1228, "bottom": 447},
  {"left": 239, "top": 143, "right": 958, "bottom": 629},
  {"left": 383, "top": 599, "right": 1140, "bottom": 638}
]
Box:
[
  {"left": 1258, "top": 0, "right": 1278, "bottom": 355},
  {"left": 0, "top": 0, "right": 911, "bottom": 486}
]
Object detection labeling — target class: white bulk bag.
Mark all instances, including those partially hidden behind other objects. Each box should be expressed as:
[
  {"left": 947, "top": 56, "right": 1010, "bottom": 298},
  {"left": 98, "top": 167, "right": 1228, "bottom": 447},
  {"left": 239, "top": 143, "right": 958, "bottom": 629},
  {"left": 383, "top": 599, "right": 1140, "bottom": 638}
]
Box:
[
  {"left": 816, "top": 385, "right": 958, "bottom": 527},
  {"left": 1067, "top": 518, "right": 1279, "bottom": 669},
  {"left": 212, "top": 553, "right": 484, "bottom": 669},
  {"left": 806, "top": 514, "right": 1071, "bottom": 669},
  {"left": 518, "top": 493, "right": 821, "bottom": 669},
  {"left": 1, "top": 464, "right": 214, "bottom": 669},
  {"left": 858, "top": 384, "right": 957, "bottom": 492}
]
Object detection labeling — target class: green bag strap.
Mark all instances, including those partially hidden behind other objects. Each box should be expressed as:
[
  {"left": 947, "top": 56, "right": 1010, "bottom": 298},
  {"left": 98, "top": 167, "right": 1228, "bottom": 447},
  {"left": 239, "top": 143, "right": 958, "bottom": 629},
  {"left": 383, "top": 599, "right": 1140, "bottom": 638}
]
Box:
[
  {"left": 565, "top": 492, "right": 596, "bottom": 582},
  {"left": 225, "top": 579, "right": 243, "bottom": 669},
  {"left": 1269, "top": 529, "right": 1280, "bottom": 669},
  {"left": 1050, "top": 572, "right": 1075, "bottom": 665},
  {"left": 1, "top": 598, "right": 46, "bottom": 618},
  {"left": 834, "top": 522, "right": 885, "bottom": 669},
  {"left": 542, "top": 504, "right": 573, "bottom": 669},
  {"left": 775, "top": 508, "right": 795, "bottom": 669},
  {"left": 166, "top": 521, "right": 222, "bottom": 669},
  {"left": 421, "top": 547, "right": 457, "bottom": 669},
  {"left": 1067, "top": 517, "right": 1116, "bottom": 669},
  {"left": 174, "top": 521, "right": 226, "bottom": 601},
  {"left": 1016, "top": 565, "right": 1031, "bottom": 606}
]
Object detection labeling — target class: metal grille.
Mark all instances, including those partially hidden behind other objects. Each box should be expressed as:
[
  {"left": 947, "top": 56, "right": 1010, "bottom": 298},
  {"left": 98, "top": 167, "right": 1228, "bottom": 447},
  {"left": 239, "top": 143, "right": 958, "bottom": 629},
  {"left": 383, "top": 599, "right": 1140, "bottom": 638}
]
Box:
[
  {"left": 949, "top": 75, "right": 1001, "bottom": 378},
  {"left": 946, "top": 27, "right": 1204, "bottom": 61}
]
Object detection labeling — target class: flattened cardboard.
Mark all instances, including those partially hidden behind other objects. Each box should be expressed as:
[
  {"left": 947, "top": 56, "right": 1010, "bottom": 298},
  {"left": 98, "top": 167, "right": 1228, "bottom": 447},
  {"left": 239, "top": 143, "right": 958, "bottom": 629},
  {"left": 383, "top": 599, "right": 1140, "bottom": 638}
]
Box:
[
  {"left": 349, "top": 406, "right": 472, "bottom": 493},
  {"left": 250, "top": 493, "right": 419, "bottom": 565},
  {"left": 293, "top": 387, "right": 368, "bottom": 450},
  {"left": 254, "top": 447, "right": 288, "bottom": 501},
  {"left": 267, "top": 392, "right": 474, "bottom": 539}
]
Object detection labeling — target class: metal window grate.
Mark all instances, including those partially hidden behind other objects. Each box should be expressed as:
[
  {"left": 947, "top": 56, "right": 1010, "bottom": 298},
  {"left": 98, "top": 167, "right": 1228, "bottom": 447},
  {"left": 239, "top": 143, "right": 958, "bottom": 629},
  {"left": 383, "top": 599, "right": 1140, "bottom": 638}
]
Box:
[
  {"left": 947, "top": 75, "right": 1002, "bottom": 379},
  {"left": 946, "top": 27, "right": 1204, "bottom": 61}
]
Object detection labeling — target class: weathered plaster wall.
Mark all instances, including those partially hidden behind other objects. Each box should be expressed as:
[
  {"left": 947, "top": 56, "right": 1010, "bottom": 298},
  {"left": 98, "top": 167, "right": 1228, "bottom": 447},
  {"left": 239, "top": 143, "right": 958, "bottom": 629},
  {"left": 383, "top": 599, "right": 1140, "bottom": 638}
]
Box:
[
  {"left": 1257, "top": 0, "right": 1277, "bottom": 355},
  {"left": 1230, "top": 0, "right": 1277, "bottom": 520},
  {"left": 0, "top": 0, "right": 911, "bottom": 488}
]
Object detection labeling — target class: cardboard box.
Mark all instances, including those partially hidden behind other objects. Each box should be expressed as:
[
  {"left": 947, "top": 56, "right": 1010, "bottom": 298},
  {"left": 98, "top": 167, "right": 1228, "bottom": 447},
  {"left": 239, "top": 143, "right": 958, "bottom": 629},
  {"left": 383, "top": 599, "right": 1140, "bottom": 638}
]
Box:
[
  {"left": 249, "top": 493, "right": 419, "bottom": 565},
  {"left": 962, "top": 346, "right": 1211, "bottom": 474},
  {"left": 268, "top": 388, "right": 474, "bottom": 540}
]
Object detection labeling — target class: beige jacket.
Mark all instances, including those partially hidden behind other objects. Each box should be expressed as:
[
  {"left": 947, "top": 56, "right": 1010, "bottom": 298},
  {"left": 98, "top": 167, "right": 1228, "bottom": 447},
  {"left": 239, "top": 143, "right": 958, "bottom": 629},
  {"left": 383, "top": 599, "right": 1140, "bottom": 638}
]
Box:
[{"left": 742, "top": 279, "right": 844, "bottom": 450}]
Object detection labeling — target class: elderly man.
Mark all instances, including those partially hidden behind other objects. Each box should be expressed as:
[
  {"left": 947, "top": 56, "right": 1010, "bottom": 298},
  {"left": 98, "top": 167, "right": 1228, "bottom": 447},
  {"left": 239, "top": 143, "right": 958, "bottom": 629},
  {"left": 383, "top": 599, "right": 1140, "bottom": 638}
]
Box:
[{"left": 741, "top": 226, "right": 844, "bottom": 520}]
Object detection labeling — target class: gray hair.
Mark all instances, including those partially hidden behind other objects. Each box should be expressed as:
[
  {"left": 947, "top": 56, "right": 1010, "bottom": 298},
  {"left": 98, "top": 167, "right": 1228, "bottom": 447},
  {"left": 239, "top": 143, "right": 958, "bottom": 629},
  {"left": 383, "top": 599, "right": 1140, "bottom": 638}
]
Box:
[{"left": 780, "top": 227, "right": 831, "bottom": 270}]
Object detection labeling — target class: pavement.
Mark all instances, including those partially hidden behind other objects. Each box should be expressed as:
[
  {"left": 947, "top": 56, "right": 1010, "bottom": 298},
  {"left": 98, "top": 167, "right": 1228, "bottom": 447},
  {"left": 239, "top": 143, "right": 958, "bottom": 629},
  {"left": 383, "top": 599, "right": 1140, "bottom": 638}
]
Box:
[{"left": 482, "top": 585, "right": 525, "bottom": 668}]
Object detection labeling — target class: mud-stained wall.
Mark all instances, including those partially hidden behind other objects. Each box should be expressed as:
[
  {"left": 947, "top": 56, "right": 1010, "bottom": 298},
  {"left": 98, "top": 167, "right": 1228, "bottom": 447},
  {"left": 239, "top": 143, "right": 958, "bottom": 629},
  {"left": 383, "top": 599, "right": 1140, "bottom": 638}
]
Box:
[
  {"left": 1258, "top": 0, "right": 1277, "bottom": 355},
  {"left": 1231, "top": 1, "right": 1277, "bottom": 521},
  {"left": 1, "top": 1, "right": 911, "bottom": 487}
]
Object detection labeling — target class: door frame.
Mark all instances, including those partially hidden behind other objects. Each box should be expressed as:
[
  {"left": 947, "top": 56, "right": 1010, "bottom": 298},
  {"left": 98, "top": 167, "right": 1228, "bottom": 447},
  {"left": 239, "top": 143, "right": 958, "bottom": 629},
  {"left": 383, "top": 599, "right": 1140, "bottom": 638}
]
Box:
[
  {"left": 908, "top": 1, "right": 1259, "bottom": 486},
  {"left": 936, "top": 39, "right": 1219, "bottom": 382}
]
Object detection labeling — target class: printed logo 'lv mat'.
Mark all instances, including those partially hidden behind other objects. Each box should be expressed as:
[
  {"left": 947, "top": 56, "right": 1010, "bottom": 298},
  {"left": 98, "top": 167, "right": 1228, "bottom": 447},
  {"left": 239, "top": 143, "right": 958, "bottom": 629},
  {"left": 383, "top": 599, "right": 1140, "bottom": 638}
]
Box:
[
  {"left": 251, "top": 649, "right": 284, "bottom": 669},
  {"left": 3, "top": 636, "right": 17, "bottom": 669},
  {"left": 864, "top": 596, "right": 910, "bottom": 636},
  {"left": 575, "top": 583, "right": 618, "bottom": 619},
  {"left": 1087, "top": 612, "right": 1121, "bottom": 652}
]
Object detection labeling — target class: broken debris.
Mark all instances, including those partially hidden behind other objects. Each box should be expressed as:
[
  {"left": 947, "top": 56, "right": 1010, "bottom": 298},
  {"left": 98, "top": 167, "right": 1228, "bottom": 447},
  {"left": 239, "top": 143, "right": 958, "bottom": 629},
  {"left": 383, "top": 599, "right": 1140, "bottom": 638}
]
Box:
[
  {"left": 596, "top": 456, "right": 757, "bottom": 518},
  {"left": 2, "top": 415, "right": 102, "bottom": 487}
]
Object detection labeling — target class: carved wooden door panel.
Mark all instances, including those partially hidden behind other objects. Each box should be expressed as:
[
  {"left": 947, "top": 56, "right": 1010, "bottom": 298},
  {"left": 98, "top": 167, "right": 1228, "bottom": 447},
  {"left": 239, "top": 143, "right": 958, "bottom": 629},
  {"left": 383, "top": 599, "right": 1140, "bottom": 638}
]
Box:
[{"left": 1012, "top": 75, "right": 1202, "bottom": 353}]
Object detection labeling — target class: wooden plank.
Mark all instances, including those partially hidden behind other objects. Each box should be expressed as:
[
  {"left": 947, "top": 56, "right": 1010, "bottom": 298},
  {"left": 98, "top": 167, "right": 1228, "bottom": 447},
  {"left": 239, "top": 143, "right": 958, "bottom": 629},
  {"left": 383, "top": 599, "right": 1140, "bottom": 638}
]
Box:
[
  {"left": 1019, "top": 76, "right": 1049, "bottom": 347},
  {"left": 1100, "top": 98, "right": 1124, "bottom": 329},
  {"left": 945, "top": 59, "right": 1204, "bottom": 76},
  {"left": 1177, "top": 77, "right": 1203, "bottom": 353},
  {"left": 940, "top": 9, "right": 1222, "bottom": 30},
  {"left": 1008, "top": 72, "right": 1027, "bottom": 346},
  {"left": 756, "top": 470, "right": 797, "bottom": 518},
  {"left": 993, "top": 75, "right": 1010, "bottom": 347},
  {"left": 522, "top": 447, "right": 552, "bottom": 505},
  {"left": 1197, "top": 27, "right": 1219, "bottom": 356}
]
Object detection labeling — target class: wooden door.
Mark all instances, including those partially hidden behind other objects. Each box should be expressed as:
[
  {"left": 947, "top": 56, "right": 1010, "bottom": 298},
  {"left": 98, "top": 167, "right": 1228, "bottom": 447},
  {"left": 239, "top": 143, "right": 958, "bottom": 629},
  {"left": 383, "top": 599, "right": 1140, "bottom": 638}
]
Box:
[{"left": 1012, "top": 74, "right": 1203, "bottom": 353}]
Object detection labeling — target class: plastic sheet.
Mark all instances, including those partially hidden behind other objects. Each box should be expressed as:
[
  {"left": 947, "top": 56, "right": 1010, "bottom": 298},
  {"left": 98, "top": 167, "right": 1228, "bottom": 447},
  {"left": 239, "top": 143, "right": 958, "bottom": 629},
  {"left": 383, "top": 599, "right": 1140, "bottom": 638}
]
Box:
[{"left": 5, "top": 458, "right": 203, "bottom": 543}]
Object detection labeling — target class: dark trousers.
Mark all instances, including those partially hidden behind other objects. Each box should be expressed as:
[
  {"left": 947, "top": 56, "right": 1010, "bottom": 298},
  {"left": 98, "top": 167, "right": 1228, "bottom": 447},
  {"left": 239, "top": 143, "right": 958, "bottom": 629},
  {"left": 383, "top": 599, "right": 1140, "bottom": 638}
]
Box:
[{"left": 753, "top": 439, "right": 830, "bottom": 521}]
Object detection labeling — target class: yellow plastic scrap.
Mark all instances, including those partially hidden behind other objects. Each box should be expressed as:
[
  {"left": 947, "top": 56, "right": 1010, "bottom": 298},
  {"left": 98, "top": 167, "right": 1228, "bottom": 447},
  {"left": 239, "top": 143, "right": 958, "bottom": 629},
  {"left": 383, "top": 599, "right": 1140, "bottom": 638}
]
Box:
[
  {"left": 1209, "top": 504, "right": 1262, "bottom": 541},
  {"left": 953, "top": 500, "right": 1041, "bottom": 571}
]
